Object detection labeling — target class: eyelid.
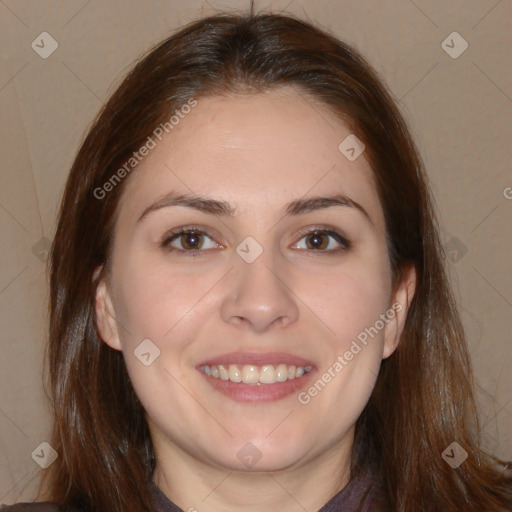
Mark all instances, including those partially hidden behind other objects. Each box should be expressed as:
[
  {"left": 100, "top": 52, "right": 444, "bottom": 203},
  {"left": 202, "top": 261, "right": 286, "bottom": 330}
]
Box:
[
  {"left": 291, "top": 225, "right": 351, "bottom": 254},
  {"left": 161, "top": 224, "right": 351, "bottom": 256},
  {"left": 161, "top": 225, "right": 224, "bottom": 252}
]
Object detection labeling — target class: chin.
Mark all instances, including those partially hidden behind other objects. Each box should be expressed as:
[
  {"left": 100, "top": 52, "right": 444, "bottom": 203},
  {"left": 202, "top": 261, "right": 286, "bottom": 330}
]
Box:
[{"left": 206, "top": 432, "right": 311, "bottom": 473}]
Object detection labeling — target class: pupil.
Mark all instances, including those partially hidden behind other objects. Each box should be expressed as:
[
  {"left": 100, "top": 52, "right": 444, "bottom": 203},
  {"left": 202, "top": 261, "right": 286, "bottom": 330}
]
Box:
[
  {"left": 184, "top": 233, "right": 201, "bottom": 249},
  {"left": 308, "top": 234, "right": 325, "bottom": 249}
]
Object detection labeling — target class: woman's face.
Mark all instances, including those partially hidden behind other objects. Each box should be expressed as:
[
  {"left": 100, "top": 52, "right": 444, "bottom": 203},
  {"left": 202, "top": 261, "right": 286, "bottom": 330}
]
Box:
[{"left": 95, "top": 87, "right": 413, "bottom": 473}]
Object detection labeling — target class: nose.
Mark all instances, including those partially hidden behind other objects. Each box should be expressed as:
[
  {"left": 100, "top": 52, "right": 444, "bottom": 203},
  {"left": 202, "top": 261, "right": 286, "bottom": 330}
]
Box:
[{"left": 220, "top": 248, "right": 300, "bottom": 333}]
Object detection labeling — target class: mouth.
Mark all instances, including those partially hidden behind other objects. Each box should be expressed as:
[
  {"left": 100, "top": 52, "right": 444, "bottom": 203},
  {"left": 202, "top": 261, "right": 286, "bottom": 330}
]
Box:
[
  {"left": 199, "top": 363, "right": 312, "bottom": 384},
  {"left": 196, "top": 351, "right": 316, "bottom": 403}
]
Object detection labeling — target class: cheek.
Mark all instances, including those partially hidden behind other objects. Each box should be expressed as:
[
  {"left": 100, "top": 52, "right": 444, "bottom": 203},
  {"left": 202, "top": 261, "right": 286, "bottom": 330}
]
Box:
[
  {"left": 297, "top": 271, "right": 389, "bottom": 435},
  {"left": 113, "top": 259, "right": 212, "bottom": 344},
  {"left": 310, "top": 262, "right": 392, "bottom": 351},
  {"left": 110, "top": 262, "right": 210, "bottom": 411},
  {"left": 298, "top": 258, "right": 391, "bottom": 406}
]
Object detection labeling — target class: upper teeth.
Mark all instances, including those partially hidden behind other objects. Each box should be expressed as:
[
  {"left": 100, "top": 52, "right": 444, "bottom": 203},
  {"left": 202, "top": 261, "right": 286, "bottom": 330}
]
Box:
[{"left": 200, "top": 363, "right": 312, "bottom": 384}]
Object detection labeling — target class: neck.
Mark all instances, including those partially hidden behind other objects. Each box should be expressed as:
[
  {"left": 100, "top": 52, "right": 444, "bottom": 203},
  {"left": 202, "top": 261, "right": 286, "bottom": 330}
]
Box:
[{"left": 152, "top": 431, "right": 354, "bottom": 512}]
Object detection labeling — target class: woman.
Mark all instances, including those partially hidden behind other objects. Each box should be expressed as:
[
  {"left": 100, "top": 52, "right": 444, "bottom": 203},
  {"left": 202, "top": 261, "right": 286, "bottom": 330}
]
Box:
[{"left": 2, "top": 10, "right": 511, "bottom": 512}]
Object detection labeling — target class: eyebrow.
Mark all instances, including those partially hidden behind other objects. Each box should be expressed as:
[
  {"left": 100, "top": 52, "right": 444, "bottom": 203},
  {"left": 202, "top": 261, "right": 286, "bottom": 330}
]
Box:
[{"left": 137, "top": 191, "right": 372, "bottom": 224}]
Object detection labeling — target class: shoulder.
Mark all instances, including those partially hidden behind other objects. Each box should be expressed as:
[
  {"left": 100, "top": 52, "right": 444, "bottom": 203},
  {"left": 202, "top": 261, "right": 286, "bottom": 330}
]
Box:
[
  {"left": 0, "top": 504, "right": 61, "bottom": 512},
  {"left": 0, "top": 503, "right": 82, "bottom": 512},
  {"left": 360, "top": 484, "right": 388, "bottom": 512}
]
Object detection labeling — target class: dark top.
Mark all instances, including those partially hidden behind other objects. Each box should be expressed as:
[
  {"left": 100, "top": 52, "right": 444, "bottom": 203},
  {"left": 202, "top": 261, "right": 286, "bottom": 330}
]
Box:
[{"left": 1, "top": 468, "right": 384, "bottom": 511}]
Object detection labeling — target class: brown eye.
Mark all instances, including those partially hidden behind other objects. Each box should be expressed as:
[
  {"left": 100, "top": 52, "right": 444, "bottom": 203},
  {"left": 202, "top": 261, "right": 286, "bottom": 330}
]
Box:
[
  {"left": 161, "top": 227, "right": 219, "bottom": 256},
  {"left": 305, "top": 232, "right": 330, "bottom": 250},
  {"left": 293, "top": 229, "right": 351, "bottom": 253},
  {"left": 179, "top": 232, "right": 204, "bottom": 250}
]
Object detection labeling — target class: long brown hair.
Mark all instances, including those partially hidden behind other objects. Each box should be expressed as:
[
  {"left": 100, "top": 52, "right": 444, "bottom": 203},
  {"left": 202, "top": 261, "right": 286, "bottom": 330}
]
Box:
[{"left": 41, "top": 10, "right": 512, "bottom": 512}]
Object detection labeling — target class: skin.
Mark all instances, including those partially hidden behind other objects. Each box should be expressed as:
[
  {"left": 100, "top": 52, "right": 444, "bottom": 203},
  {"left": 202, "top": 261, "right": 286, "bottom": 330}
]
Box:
[{"left": 94, "top": 86, "right": 416, "bottom": 512}]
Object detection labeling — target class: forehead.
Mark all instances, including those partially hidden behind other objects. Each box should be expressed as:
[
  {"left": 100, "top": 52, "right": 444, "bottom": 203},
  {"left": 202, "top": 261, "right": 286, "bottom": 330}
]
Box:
[{"left": 116, "top": 87, "right": 383, "bottom": 229}]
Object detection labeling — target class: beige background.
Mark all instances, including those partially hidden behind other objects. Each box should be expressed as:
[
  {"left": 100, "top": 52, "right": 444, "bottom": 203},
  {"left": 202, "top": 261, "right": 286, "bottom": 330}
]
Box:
[{"left": 1, "top": 0, "right": 511, "bottom": 504}]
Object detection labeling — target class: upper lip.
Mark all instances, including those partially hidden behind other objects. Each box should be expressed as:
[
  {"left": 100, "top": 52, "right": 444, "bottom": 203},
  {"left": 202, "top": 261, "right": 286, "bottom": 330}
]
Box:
[{"left": 197, "top": 351, "right": 315, "bottom": 368}]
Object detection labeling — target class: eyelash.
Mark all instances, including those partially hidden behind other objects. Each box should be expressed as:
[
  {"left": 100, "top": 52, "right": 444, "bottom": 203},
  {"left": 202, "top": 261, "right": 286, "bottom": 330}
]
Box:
[{"left": 161, "top": 225, "right": 351, "bottom": 258}]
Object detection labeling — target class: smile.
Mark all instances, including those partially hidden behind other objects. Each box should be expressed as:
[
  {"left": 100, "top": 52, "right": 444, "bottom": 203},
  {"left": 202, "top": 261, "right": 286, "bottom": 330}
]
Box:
[
  {"left": 196, "top": 352, "right": 317, "bottom": 402},
  {"left": 199, "top": 363, "right": 312, "bottom": 384}
]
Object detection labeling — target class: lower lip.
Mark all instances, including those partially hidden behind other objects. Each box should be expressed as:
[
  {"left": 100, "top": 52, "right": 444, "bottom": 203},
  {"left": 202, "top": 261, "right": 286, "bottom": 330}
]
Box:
[{"left": 198, "top": 370, "right": 316, "bottom": 403}]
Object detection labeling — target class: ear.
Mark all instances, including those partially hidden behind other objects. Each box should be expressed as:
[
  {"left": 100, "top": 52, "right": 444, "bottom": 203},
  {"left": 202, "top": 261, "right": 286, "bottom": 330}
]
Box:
[
  {"left": 93, "top": 266, "right": 122, "bottom": 351},
  {"left": 382, "top": 264, "right": 416, "bottom": 359}
]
